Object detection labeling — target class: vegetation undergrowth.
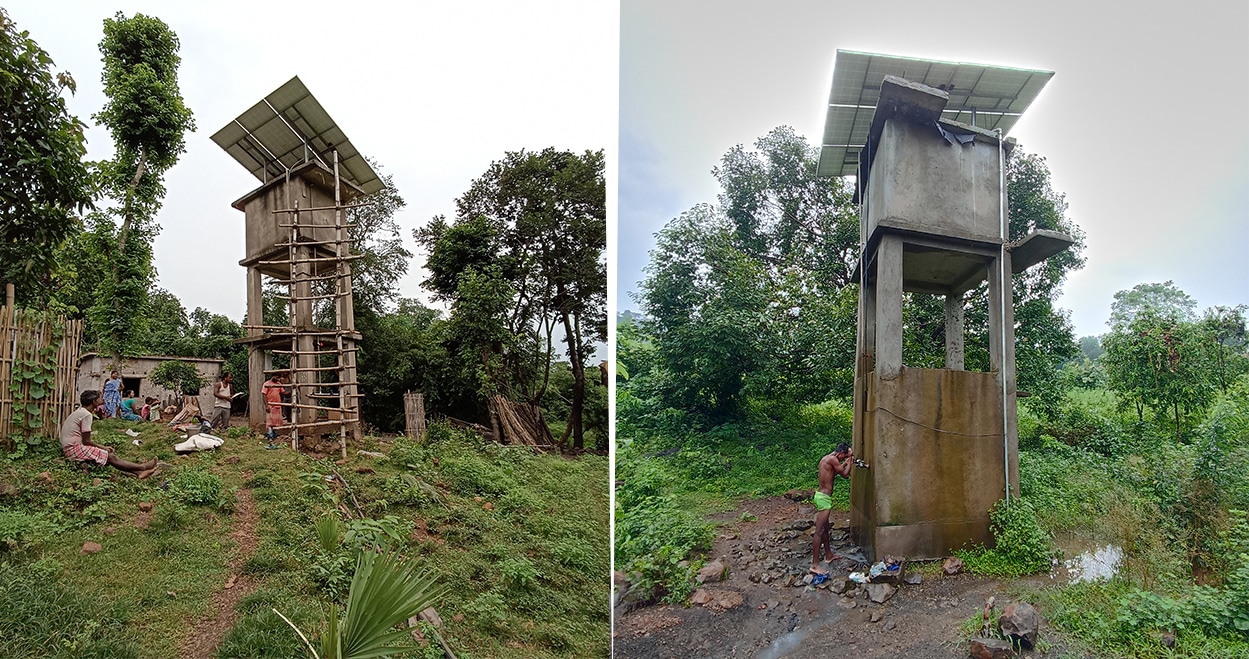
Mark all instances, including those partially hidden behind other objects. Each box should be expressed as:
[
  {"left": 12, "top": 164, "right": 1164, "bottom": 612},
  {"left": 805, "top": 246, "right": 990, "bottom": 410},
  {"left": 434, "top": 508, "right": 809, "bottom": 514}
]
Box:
[
  {"left": 614, "top": 398, "right": 853, "bottom": 602},
  {"left": 1, "top": 419, "right": 607, "bottom": 659}
]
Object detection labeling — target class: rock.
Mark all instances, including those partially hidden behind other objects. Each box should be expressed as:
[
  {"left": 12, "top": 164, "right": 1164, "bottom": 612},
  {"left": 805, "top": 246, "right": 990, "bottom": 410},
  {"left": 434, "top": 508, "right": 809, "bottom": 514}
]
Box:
[
  {"left": 355, "top": 466, "right": 375, "bottom": 475},
  {"left": 419, "top": 607, "right": 443, "bottom": 628},
  {"left": 697, "top": 559, "right": 728, "bottom": 584},
  {"left": 999, "top": 601, "right": 1040, "bottom": 648},
  {"left": 749, "top": 571, "right": 762, "bottom": 583},
  {"left": 943, "top": 556, "right": 965, "bottom": 575},
  {"left": 224, "top": 455, "right": 241, "bottom": 465},
  {"left": 829, "top": 578, "right": 848, "bottom": 594},
  {"left": 613, "top": 570, "right": 629, "bottom": 588},
  {"left": 884, "top": 620, "right": 897, "bottom": 631},
  {"left": 785, "top": 519, "right": 815, "bottom": 531},
  {"left": 870, "top": 611, "right": 883, "bottom": 623},
  {"left": 1161, "top": 631, "right": 1175, "bottom": 648},
  {"left": 968, "top": 637, "right": 1016, "bottom": 659},
  {"left": 836, "top": 597, "right": 857, "bottom": 609},
  {"left": 80, "top": 541, "right": 102, "bottom": 554},
  {"left": 615, "top": 584, "right": 652, "bottom": 614},
  {"left": 785, "top": 488, "right": 814, "bottom": 501},
  {"left": 224, "top": 575, "right": 237, "bottom": 589},
  {"left": 138, "top": 501, "right": 154, "bottom": 512},
  {"left": 802, "top": 574, "right": 814, "bottom": 585},
  {"left": 761, "top": 573, "right": 772, "bottom": 584},
  {"left": 482, "top": 502, "right": 494, "bottom": 511},
  {"left": 712, "top": 590, "right": 744, "bottom": 611},
  {"left": 473, "top": 496, "right": 483, "bottom": 502},
  {"left": 690, "top": 589, "right": 714, "bottom": 605},
  {"left": 102, "top": 526, "right": 117, "bottom": 536},
  {"left": 166, "top": 591, "right": 177, "bottom": 598},
  {"left": 766, "top": 598, "right": 779, "bottom": 609},
  {"left": 357, "top": 450, "right": 386, "bottom": 459},
  {"left": 904, "top": 573, "right": 923, "bottom": 585},
  {"left": 866, "top": 583, "right": 896, "bottom": 604}
]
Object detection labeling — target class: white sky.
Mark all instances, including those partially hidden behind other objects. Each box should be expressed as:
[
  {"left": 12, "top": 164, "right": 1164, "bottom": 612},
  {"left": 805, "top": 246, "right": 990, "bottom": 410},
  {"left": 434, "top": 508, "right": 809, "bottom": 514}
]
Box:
[
  {"left": 619, "top": 0, "right": 1249, "bottom": 338},
  {"left": 6, "top": 0, "right": 617, "bottom": 321}
]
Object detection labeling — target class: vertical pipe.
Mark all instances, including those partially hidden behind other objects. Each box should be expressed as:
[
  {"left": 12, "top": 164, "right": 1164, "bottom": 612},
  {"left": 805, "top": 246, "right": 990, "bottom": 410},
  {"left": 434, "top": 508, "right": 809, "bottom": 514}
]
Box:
[{"left": 996, "top": 128, "right": 1010, "bottom": 505}]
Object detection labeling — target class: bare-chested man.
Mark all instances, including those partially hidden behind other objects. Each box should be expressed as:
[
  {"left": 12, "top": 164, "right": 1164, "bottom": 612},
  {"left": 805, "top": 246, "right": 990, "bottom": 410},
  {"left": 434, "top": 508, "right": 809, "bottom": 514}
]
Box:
[{"left": 810, "top": 442, "right": 853, "bottom": 575}]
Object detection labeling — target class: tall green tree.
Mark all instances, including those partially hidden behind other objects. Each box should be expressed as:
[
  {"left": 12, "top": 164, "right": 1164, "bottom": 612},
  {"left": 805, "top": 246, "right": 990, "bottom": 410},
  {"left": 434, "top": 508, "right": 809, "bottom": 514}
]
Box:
[
  {"left": 89, "top": 12, "right": 194, "bottom": 357},
  {"left": 0, "top": 9, "right": 94, "bottom": 304},
  {"left": 347, "top": 158, "right": 412, "bottom": 315},
  {"left": 1109, "top": 281, "right": 1197, "bottom": 329},
  {"left": 417, "top": 148, "right": 606, "bottom": 448}
]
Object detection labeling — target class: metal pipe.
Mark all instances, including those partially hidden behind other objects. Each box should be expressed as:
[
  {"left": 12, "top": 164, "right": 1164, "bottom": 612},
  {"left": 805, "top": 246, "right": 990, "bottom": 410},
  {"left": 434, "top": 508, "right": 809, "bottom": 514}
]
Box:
[{"left": 996, "top": 127, "right": 1010, "bottom": 505}]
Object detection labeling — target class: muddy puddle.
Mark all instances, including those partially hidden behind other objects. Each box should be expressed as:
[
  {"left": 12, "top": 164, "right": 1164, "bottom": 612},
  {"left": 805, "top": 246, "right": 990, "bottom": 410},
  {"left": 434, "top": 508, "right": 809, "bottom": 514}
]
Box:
[{"left": 1049, "top": 533, "right": 1123, "bottom": 584}]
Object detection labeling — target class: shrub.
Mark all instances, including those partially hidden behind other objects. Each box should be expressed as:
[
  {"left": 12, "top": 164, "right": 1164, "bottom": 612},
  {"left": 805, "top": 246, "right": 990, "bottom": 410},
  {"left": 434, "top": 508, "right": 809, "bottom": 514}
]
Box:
[
  {"left": 0, "top": 509, "right": 58, "bottom": 551},
  {"left": 956, "top": 497, "right": 1053, "bottom": 578},
  {"left": 169, "top": 469, "right": 224, "bottom": 506}
]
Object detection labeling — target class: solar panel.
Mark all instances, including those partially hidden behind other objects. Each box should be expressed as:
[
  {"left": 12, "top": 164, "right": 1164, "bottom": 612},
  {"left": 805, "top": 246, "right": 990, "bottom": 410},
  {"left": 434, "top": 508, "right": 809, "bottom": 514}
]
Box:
[
  {"left": 817, "top": 50, "right": 1053, "bottom": 177},
  {"left": 211, "top": 76, "right": 382, "bottom": 194}
]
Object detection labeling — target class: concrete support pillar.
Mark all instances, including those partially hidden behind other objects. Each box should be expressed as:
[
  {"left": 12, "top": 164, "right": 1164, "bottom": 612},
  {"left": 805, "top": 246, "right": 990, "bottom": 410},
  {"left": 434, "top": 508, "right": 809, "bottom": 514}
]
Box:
[
  {"left": 874, "top": 234, "right": 903, "bottom": 380},
  {"left": 246, "top": 266, "right": 265, "bottom": 427},
  {"left": 944, "top": 293, "right": 964, "bottom": 371}
]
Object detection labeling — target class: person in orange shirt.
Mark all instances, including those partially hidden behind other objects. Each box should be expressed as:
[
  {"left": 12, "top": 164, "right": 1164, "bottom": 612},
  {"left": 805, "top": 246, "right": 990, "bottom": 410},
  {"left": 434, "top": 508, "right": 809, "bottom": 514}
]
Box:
[{"left": 261, "top": 373, "right": 288, "bottom": 448}]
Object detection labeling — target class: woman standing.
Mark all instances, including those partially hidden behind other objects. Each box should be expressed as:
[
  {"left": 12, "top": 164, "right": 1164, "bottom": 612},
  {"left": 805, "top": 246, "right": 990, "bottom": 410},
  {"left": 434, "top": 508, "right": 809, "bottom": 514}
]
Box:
[{"left": 102, "top": 370, "right": 122, "bottom": 418}]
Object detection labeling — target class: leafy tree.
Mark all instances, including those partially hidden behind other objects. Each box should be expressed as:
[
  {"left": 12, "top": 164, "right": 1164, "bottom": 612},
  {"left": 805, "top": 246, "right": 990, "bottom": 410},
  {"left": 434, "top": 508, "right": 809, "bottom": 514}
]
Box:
[
  {"left": 149, "top": 360, "right": 205, "bottom": 395},
  {"left": 0, "top": 9, "right": 94, "bottom": 304},
  {"left": 346, "top": 158, "right": 412, "bottom": 315},
  {"left": 1109, "top": 280, "right": 1197, "bottom": 329},
  {"left": 416, "top": 148, "right": 606, "bottom": 448},
  {"left": 1079, "top": 335, "right": 1104, "bottom": 361},
  {"left": 88, "top": 12, "right": 194, "bottom": 357},
  {"left": 1102, "top": 308, "right": 1214, "bottom": 439},
  {"left": 1198, "top": 305, "right": 1249, "bottom": 393}
]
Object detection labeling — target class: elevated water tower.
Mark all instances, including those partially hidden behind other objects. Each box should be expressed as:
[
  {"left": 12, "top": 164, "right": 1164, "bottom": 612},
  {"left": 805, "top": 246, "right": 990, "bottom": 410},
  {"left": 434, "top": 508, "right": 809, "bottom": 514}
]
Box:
[
  {"left": 817, "top": 51, "right": 1072, "bottom": 559},
  {"left": 211, "top": 76, "right": 383, "bottom": 454}
]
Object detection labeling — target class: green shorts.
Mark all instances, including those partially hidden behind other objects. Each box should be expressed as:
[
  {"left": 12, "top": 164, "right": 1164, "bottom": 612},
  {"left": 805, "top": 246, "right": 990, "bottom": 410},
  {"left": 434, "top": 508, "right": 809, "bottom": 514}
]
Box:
[{"left": 813, "top": 491, "right": 834, "bottom": 511}]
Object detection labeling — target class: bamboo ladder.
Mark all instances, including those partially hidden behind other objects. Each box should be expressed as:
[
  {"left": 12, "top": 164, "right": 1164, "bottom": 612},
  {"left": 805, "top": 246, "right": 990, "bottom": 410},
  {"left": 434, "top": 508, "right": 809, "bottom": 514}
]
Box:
[{"left": 258, "top": 151, "right": 367, "bottom": 457}]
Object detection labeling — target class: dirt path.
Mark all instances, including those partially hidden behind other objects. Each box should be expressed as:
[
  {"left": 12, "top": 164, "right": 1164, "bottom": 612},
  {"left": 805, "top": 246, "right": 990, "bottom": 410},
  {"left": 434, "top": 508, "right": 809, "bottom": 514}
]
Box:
[
  {"left": 179, "top": 488, "right": 261, "bottom": 659},
  {"left": 614, "top": 496, "right": 1073, "bottom": 659}
]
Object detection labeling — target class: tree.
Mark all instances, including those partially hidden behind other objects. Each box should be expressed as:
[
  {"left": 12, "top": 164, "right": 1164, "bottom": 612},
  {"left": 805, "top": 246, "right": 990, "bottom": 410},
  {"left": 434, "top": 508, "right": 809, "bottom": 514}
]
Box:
[
  {"left": 1109, "top": 281, "right": 1197, "bottom": 329},
  {"left": 1198, "top": 305, "right": 1249, "bottom": 394},
  {"left": 89, "top": 12, "right": 194, "bottom": 357},
  {"left": 149, "top": 360, "right": 205, "bottom": 396},
  {"left": 1102, "top": 308, "right": 1214, "bottom": 439},
  {"left": 346, "top": 158, "right": 412, "bottom": 315},
  {"left": 0, "top": 9, "right": 94, "bottom": 304},
  {"left": 417, "top": 148, "right": 606, "bottom": 449}
]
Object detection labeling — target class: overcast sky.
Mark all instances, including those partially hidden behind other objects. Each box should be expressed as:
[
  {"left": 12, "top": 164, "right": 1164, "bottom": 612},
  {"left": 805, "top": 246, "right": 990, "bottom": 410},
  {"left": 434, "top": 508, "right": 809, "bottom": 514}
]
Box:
[
  {"left": 620, "top": 0, "right": 1249, "bottom": 338},
  {"left": 7, "top": 0, "right": 616, "bottom": 321}
]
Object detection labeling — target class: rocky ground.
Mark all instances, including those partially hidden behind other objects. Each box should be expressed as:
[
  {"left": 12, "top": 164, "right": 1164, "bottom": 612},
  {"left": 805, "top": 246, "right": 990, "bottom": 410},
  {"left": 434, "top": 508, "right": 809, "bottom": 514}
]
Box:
[{"left": 614, "top": 496, "right": 1075, "bottom": 659}]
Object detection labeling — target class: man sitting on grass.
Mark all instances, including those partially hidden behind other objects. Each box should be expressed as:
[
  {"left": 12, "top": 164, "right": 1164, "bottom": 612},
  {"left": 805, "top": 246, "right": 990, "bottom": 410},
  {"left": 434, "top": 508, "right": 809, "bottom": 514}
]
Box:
[
  {"left": 810, "top": 442, "right": 854, "bottom": 576},
  {"left": 61, "top": 390, "right": 159, "bottom": 478}
]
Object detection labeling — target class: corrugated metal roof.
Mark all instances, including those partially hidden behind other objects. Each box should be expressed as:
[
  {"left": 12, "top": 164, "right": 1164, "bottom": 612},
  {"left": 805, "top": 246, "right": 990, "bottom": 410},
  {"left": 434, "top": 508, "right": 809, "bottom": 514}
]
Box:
[
  {"left": 818, "top": 50, "right": 1053, "bottom": 177},
  {"left": 211, "top": 76, "right": 382, "bottom": 194}
]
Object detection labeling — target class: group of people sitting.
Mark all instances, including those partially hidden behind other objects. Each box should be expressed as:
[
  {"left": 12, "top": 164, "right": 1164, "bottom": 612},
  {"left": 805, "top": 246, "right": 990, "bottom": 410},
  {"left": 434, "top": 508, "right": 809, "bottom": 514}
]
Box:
[{"left": 99, "top": 370, "right": 160, "bottom": 421}]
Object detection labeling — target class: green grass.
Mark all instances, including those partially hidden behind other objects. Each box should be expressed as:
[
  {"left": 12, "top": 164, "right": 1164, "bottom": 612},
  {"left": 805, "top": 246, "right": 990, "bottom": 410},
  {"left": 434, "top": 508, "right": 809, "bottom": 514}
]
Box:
[{"left": 0, "top": 419, "right": 608, "bottom": 658}]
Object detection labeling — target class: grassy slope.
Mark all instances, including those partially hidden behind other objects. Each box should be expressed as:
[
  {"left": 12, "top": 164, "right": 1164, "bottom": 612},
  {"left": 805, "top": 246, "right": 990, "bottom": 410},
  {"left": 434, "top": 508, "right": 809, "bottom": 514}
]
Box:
[{"left": 0, "top": 419, "right": 608, "bottom": 658}]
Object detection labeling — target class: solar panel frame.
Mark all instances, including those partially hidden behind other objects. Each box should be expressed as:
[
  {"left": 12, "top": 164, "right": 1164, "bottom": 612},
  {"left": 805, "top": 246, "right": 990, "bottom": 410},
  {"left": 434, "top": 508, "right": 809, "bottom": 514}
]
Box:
[
  {"left": 210, "top": 76, "right": 382, "bottom": 194},
  {"left": 818, "top": 50, "right": 1053, "bottom": 177}
]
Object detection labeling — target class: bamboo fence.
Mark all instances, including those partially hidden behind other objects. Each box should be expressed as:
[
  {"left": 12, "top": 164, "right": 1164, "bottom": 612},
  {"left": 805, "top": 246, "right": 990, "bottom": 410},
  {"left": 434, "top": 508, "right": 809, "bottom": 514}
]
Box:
[{"left": 0, "top": 305, "right": 84, "bottom": 447}]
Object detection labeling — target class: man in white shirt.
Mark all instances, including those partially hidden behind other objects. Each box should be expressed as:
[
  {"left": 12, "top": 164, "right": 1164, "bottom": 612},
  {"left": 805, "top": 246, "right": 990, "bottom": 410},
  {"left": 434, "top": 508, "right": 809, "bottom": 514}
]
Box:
[
  {"left": 211, "top": 372, "right": 234, "bottom": 431},
  {"left": 62, "top": 390, "right": 158, "bottom": 477}
]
